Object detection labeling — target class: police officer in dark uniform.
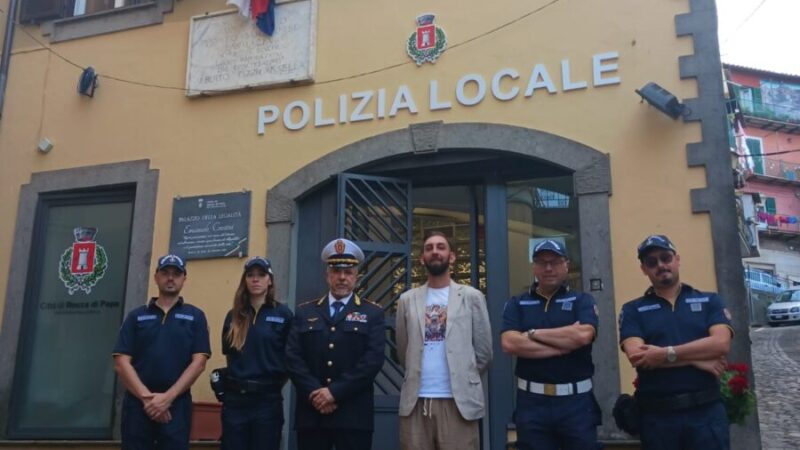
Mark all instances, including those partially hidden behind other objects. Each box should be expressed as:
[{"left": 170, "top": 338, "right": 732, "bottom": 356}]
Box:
[
  {"left": 112, "top": 254, "right": 211, "bottom": 450},
  {"left": 500, "top": 240, "right": 600, "bottom": 450},
  {"left": 286, "top": 238, "right": 386, "bottom": 450},
  {"left": 219, "top": 256, "right": 294, "bottom": 450},
  {"left": 619, "top": 235, "right": 732, "bottom": 450}
]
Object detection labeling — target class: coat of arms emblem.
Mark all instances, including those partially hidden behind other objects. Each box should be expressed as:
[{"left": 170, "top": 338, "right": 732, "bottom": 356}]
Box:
[
  {"left": 59, "top": 227, "right": 108, "bottom": 295},
  {"left": 407, "top": 14, "right": 447, "bottom": 66}
]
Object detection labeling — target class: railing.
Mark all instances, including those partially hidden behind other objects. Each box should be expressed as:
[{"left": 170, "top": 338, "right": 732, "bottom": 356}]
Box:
[
  {"left": 734, "top": 86, "right": 800, "bottom": 125},
  {"left": 747, "top": 156, "right": 800, "bottom": 181},
  {"left": 756, "top": 210, "right": 800, "bottom": 233}
]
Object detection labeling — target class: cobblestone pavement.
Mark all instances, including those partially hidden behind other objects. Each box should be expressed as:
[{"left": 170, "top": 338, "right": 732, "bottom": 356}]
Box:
[{"left": 750, "top": 324, "right": 800, "bottom": 450}]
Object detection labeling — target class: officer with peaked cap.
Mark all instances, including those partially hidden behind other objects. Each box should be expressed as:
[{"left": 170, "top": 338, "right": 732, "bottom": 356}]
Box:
[
  {"left": 500, "top": 240, "right": 601, "bottom": 450},
  {"left": 286, "top": 238, "right": 386, "bottom": 450}
]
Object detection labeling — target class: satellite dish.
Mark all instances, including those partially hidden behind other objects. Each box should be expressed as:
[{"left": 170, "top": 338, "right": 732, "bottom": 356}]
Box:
[{"left": 77, "top": 66, "right": 98, "bottom": 97}]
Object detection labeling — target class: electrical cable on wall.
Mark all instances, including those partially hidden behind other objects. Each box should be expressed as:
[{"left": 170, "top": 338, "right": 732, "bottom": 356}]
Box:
[{"left": 0, "top": 0, "right": 562, "bottom": 93}]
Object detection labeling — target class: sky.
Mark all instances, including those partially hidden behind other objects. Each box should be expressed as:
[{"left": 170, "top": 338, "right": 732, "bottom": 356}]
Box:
[{"left": 716, "top": 0, "right": 800, "bottom": 75}]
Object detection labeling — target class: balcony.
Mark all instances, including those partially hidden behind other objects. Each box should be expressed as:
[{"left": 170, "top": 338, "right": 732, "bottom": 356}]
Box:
[
  {"left": 745, "top": 157, "right": 800, "bottom": 186},
  {"left": 756, "top": 210, "right": 800, "bottom": 244},
  {"left": 734, "top": 86, "right": 800, "bottom": 134}
]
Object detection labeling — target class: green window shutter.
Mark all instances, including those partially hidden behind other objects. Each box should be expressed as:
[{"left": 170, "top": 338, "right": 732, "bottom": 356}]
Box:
[
  {"left": 765, "top": 197, "right": 777, "bottom": 215},
  {"left": 753, "top": 86, "right": 764, "bottom": 114},
  {"left": 727, "top": 121, "right": 736, "bottom": 149},
  {"left": 746, "top": 138, "right": 764, "bottom": 175}
]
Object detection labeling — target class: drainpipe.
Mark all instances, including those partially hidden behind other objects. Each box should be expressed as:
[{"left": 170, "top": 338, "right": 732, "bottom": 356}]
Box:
[{"left": 0, "top": 0, "right": 20, "bottom": 119}]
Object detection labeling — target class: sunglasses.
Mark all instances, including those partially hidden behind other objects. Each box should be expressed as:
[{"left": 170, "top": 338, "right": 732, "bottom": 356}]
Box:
[{"left": 642, "top": 252, "right": 674, "bottom": 269}]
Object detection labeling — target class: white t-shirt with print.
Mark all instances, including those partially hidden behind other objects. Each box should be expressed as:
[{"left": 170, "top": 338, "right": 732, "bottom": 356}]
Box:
[{"left": 418, "top": 286, "right": 453, "bottom": 398}]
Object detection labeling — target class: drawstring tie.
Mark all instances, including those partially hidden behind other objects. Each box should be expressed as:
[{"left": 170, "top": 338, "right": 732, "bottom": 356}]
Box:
[{"left": 422, "top": 397, "right": 433, "bottom": 418}]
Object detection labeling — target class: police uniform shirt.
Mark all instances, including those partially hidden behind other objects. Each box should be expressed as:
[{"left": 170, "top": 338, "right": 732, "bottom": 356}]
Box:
[
  {"left": 113, "top": 297, "right": 211, "bottom": 393},
  {"left": 502, "top": 284, "right": 599, "bottom": 384},
  {"left": 222, "top": 302, "right": 294, "bottom": 382},
  {"left": 619, "top": 284, "right": 734, "bottom": 397}
]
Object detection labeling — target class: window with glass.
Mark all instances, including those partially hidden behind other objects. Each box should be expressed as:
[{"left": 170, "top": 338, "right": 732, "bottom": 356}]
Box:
[{"left": 506, "top": 176, "right": 580, "bottom": 297}]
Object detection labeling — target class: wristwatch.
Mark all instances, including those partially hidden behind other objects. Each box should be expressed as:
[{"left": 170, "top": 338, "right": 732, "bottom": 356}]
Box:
[
  {"left": 526, "top": 328, "right": 538, "bottom": 341},
  {"left": 666, "top": 345, "right": 677, "bottom": 363}
]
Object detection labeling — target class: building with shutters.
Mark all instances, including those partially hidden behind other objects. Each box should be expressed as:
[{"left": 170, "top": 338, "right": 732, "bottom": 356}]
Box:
[{"left": 726, "top": 64, "right": 800, "bottom": 324}]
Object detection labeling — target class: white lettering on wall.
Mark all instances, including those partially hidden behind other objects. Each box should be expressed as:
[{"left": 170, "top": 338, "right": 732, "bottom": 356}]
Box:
[
  {"left": 429, "top": 80, "right": 453, "bottom": 111},
  {"left": 525, "top": 64, "right": 557, "bottom": 97},
  {"left": 256, "top": 51, "right": 623, "bottom": 134},
  {"left": 561, "top": 59, "right": 588, "bottom": 91},
  {"left": 283, "top": 100, "right": 310, "bottom": 130},
  {"left": 389, "top": 86, "right": 418, "bottom": 117},
  {"left": 456, "top": 74, "right": 487, "bottom": 106},
  {"left": 350, "top": 91, "right": 375, "bottom": 122},
  {"left": 593, "top": 51, "right": 620, "bottom": 86},
  {"left": 492, "top": 68, "right": 520, "bottom": 101}
]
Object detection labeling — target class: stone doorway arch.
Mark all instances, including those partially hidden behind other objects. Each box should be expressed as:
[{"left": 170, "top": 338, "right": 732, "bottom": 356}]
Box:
[{"left": 266, "top": 122, "right": 621, "bottom": 446}]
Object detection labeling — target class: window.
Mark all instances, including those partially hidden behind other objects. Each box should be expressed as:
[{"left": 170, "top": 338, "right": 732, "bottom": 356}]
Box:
[
  {"left": 745, "top": 137, "right": 764, "bottom": 175},
  {"left": 19, "top": 0, "right": 174, "bottom": 43},
  {"left": 765, "top": 197, "right": 777, "bottom": 215},
  {"left": 20, "top": 0, "right": 142, "bottom": 23}
]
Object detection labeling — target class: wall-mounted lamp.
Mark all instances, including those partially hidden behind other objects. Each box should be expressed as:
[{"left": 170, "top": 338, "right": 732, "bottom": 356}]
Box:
[
  {"left": 635, "top": 82, "right": 688, "bottom": 119},
  {"left": 37, "top": 137, "right": 53, "bottom": 153},
  {"left": 78, "top": 66, "right": 98, "bottom": 97}
]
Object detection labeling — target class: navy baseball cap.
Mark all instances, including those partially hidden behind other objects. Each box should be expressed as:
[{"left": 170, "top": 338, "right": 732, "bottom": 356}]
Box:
[
  {"left": 244, "top": 256, "right": 273, "bottom": 275},
  {"left": 532, "top": 239, "right": 567, "bottom": 258},
  {"left": 637, "top": 235, "right": 677, "bottom": 259},
  {"left": 156, "top": 254, "right": 186, "bottom": 273}
]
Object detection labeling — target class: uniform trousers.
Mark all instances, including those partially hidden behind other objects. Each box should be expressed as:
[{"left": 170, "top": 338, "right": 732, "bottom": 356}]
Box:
[
  {"left": 639, "top": 400, "right": 729, "bottom": 450},
  {"left": 221, "top": 393, "right": 284, "bottom": 450},
  {"left": 296, "top": 427, "right": 372, "bottom": 450},
  {"left": 514, "top": 390, "right": 601, "bottom": 450},
  {"left": 121, "top": 393, "right": 191, "bottom": 450},
  {"left": 399, "top": 397, "right": 480, "bottom": 450}
]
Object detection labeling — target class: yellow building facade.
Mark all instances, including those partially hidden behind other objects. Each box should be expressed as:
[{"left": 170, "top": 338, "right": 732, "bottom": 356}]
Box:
[{"left": 0, "top": 0, "right": 758, "bottom": 448}]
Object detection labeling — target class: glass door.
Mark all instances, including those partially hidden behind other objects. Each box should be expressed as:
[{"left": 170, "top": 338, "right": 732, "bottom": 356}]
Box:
[
  {"left": 410, "top": 185, "right": 485, "bottom": 291},
  {"left": 9, "top": 188, "right": 134, "bottom": 439}
]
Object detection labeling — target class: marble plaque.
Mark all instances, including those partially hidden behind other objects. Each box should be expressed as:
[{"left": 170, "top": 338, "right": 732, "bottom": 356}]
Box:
[{"left": 186, "top": 0, "right": 316, "bottom": 96}]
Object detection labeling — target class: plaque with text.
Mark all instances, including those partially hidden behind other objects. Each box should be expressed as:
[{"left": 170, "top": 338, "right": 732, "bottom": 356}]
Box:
[
  {"left": 169, "top": 192, "right": 251, "bottom": 260},
  {"left": 186, "top": 0, "right": 317, "bottom": 96}
]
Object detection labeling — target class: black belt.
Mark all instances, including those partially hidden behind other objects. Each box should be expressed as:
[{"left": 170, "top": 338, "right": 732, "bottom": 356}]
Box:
[
  {"left": 636, "top": 388, "right": 720, "bottom": 413},
  {"left": 224, "top": 376, "right": 284, "bottom": 394}
]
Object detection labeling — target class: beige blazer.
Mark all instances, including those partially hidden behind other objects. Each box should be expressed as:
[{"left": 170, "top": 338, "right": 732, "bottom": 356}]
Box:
[{"left": 395, "top": 281, "right": 493, "bottom": 421}]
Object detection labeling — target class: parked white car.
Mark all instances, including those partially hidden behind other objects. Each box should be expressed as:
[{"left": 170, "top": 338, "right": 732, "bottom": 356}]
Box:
[{"left": 767, "top": 288, "right": 800, "bottom": 326}]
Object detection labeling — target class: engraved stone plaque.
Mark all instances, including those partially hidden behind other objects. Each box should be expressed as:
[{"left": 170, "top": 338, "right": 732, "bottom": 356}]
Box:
[{"left": 186, "top": 0, "right": 316, "bottom": 96}]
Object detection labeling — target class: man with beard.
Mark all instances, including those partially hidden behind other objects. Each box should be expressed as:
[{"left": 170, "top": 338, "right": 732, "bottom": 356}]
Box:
[
  {"left": 500, "top": 240, "right": 600, "bottom": 450},
  {"left": 112, "top": 254, "right": 211, "bottom": 450},
  {"left": 286, "top": 238, "right": 385, "bottom": 450},
  {"left": 619, "top": 235, "right": 732, "bottom": 450},
  {"left": 395, "top": 231, "right": 492, "bottom": 450}
]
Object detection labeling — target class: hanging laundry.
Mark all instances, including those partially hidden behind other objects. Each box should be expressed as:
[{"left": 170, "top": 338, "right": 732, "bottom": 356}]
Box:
[
  {"left": 767, "top": 214, "right": 778, "bottom": 226},
  {"left": 789, "top": 216, "right": 798, "bottom": 224},
  {"left": 779, "top": 215, "right": 790, "bottom": 224},
  {"left": 757, "top": 211, "right": 769, "bottom": 222}
]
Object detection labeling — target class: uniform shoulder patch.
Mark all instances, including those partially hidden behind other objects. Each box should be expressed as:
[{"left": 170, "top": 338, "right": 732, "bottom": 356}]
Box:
[{"left": 361, "top": 298, "right": 381, "bottom": 308}]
